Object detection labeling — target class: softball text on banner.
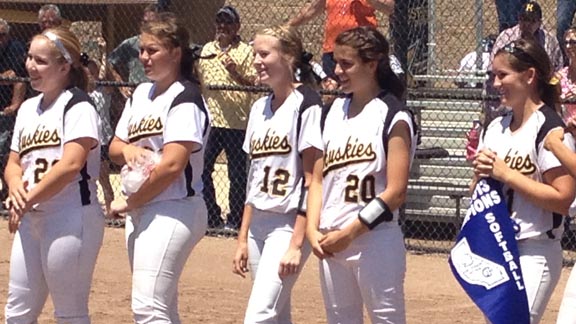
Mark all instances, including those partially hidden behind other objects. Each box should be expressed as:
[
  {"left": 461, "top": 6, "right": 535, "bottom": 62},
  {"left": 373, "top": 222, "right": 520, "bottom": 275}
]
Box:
[{"left": 448, "top": 178, "right": 529, "bottom": 324}]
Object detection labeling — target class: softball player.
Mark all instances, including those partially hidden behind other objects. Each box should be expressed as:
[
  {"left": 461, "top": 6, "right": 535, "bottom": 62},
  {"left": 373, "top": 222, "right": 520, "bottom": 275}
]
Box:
[
  {"left": 108, "top": 13, "right": 209, "bottom": 323},
  {"left": 475, "top": 39, "right": 575, "bottom": 324},
  {"left": 306, "top": 27, "right": 417, "bottom": 324},
  {"left": 232, "top": 25, "right": 320, "bottom": 323},
  {"left": 546, "top": 29, "right": 576, "bottom": 324},
  {"left": 4, "top": 28, "right": 104, "bottom": 324}
]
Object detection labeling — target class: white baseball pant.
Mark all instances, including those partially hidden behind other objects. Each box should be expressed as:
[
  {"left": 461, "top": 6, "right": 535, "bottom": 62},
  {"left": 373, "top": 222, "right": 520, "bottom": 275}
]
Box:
[
  {"left": 319, "top": 224, "right": 406, "bottom": 324},
  {"left": 4, "top": 204, "right": 105, "bottom": 324},
  {"left": 485, "top": 239, "right": 562, "bottom": 324},
  {"left": 556, "top": 265, "right": 576, "bottom": 324},
  {"left": 125, "top": 196, "right": 207, "bottom": 324},
  {"left": 244, "top": 209, "right": 311, "bottom": 324},
  {"left": 518, "top": 239, "right": 563, "bottom": 324}
]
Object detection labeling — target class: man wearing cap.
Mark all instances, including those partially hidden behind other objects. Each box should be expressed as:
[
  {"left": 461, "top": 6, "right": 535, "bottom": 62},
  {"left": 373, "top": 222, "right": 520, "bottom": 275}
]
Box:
[
  {"left": 491, "top": 1, "right": 562, "bottom": 71},
  {"left": 477, "top": 0, "right": 563, "bottom": 153},
  {"left": 198, "top": 5, "right": 256, "bottom": 231}
]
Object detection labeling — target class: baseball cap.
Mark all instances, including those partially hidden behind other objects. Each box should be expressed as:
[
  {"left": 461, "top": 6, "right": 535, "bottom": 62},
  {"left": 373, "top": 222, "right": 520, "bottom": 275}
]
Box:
[
  {"left": 519, "top": 1, "right": 542, "bottom": 22},
  {"left": 216, "top": 5, "right": 240, "bottom": 24}
]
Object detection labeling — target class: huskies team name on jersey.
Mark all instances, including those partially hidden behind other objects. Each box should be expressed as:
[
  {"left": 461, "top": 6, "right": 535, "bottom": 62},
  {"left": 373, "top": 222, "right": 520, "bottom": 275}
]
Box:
[
  {"left": 319, "top": 95, "right": 417, "bottom": 230},
  {"left": 10, "top": 88, "right": 101, "bottom": 212},
  {"left": 115, "top": 81, "right": 210, "bottom": 203},
  {"left": 479, "top": 105, "right": 574, "bottom": 240},
  {"left": 243, "top": 85, "right": 322, "bottom": 214}
]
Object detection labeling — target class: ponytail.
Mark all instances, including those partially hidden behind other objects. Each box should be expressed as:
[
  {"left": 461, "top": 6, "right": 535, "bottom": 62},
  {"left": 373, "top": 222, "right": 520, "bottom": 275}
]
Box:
[
  {"left": 180, "top": 46, "right": 199, "bottom": 84},
  {"left": 539, "top": 80, "right": 561, "bottom": 114},
  {"left": 70, "top": 65, "right": 90, "bottom": 91},
  {"left": 376, "top": 57, "right": 405, "bottom": 101}
]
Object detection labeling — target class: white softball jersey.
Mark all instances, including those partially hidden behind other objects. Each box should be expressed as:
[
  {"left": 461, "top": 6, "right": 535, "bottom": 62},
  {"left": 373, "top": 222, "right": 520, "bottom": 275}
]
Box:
[
  {"left": 319, "top": 95, "right": 417, "bottom": 230},
  {"left": 10, "top": 88, "right": 101, "bottom": 212},
  {"left": 479, "top": 105, "right": 574, "bottom": 240},
  {"left": 115, "top": 80, "right": 210, "bottom": 204},
  {"left": 243, "top": 85, "right": 323, "bottom": 214}
]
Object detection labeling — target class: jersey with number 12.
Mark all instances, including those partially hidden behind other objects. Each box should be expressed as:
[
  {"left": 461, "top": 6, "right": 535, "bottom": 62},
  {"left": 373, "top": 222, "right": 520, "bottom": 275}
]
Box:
[{"left": 243, "top": 85, "right": 322, "bottom": 214}]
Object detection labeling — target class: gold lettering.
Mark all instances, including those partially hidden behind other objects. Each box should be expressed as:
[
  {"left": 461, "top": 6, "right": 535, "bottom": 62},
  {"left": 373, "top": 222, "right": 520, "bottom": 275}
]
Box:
[
  {"left": 19, "top": 125, "right": 61, "bottom": 156},
  {"left": 127, "top": 115, "right": 164, "bottom": 142},
  {"left": 323, "top": 137, "right": 376, "bottom": 175},
  {"left": 504, "top": 149, "right": 536, "bottom": 175},
  {"left": 249, "top": 129, "right": 292, "bottom": 158}
]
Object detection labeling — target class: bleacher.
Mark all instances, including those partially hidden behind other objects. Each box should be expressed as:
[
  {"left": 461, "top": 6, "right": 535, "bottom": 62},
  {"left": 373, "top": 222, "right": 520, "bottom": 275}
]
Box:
[{"left": 402, "top": 88, "right": 484, "bottom": 227}]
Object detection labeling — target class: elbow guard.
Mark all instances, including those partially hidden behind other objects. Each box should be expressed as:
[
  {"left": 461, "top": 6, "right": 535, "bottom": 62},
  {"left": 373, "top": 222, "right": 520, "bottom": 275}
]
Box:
[{"left": 358, "top": 197, "right": 393, "bottom": 230}]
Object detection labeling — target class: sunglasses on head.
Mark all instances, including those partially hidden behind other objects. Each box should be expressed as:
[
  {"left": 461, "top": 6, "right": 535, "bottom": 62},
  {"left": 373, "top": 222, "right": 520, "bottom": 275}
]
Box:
[
  {"left": 565, "top": 39, "right": 576, "bottom": 46},
  {"left": 502, "top": 41, "right": 539, "bottom": 66}
]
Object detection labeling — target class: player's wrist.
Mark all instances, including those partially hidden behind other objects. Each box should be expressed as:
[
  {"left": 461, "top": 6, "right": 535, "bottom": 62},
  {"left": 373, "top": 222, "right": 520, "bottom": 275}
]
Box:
[{"left": 358, "top": 197, "right": 393, "bottom": 230}]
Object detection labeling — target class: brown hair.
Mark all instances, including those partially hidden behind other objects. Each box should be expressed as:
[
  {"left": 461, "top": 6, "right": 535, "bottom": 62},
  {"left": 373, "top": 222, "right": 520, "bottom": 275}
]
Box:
[
  {"left": 140, "top": 12, "right": 199, "bottom": 83},
  {"left": 495, "top": 38, "right": 560, "bottom": 110},
  {"left": 34, "top": 27, "right": 90, "bottom": 91},
  {"left": 335, "top": 26, "right": 405, "bottom": 100},
  {"left": 255, "top": 25, "right": 316, "bottom": 87}
]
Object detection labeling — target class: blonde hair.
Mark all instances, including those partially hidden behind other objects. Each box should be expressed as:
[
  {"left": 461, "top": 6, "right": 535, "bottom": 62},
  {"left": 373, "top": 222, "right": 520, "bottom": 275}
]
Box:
[
  {"left": 255, "top": 25, "right": 316, "bottom": 86},
  {"left": 33, "top": 27, "right": 89, "bottom": 91}
]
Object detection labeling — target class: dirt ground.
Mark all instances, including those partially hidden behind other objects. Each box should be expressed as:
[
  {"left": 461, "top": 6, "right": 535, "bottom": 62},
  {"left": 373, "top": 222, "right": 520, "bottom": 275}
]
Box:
[{"left": 0, "top": 219, "right": 571, "bottom": 324}]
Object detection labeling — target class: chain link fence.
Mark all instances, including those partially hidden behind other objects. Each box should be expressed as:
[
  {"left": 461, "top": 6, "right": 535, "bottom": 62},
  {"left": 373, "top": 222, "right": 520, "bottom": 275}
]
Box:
[{"left": 1, "top": 0, "right": 576, "bottom": 262}]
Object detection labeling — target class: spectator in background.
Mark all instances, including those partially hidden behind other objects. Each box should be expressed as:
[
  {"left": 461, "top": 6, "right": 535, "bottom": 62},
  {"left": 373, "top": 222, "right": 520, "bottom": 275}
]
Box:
[
  {"left": 288, "top": 0, "right": 395, "bottom": 80},
  {"left": 491, "top": 1, "right": 563, "bottom": 72},
  {"left": 38, "top": 4, "right": 62, "bottom": 31},
  {"left": 108, "top": 4, "right": 159, "bottom": 98},
  {"left": 85, "top": 56, "right": 116, "bottom": 216},
  {"left": 557, "top": 0, "right": 576, "bottom": 64},
  {"left": 495, "top": 0, "right": 527, "bottom": 32},
  {"left": 198, "top": 5, "right": 256, "bottom": 230},
  {"left": 555, "top": 27, "right": 576, "bottom": 122},
  {"left": 456, "top": 34, "right": 497, "bottom": 88},
  {"left": 483, "top": 1, "right": 562, "bottom": 126},
  {"left": 0, "top": 18, "right": 26, "bottom": 207}
]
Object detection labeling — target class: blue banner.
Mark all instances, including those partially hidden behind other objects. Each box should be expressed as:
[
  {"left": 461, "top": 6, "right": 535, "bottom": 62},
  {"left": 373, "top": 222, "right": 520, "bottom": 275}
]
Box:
[{"left": 448, "top": 178, "right": 529, "bottom": 324}]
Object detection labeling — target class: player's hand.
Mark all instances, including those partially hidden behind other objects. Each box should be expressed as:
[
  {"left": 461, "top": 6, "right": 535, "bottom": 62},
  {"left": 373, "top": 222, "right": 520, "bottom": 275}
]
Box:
[
  {"left": 473, "top": 149, "right": 509, "bottom": 181},
  {"left": 7, "top": 179, "right": 28, "bottom": 213},
  {"left": 307, "top": 229, "right": 332, "bottom": 259},
  {"left": 8, "top": 207, "right": 24, "bottom": 234},
  {"left": 544, "top": 127, "right": 565, "bottom": 151},
  {"left": 110, "top": 197, "right": 129, "bottom": 215},
  {"left": 319, "top": 229, "right": 353, "bottom": 254},
  {"left": 278, "top": 246, "right": 302, "bottom": 278},
  {"left": 122, "top": 145, "right": 152, "bottom": 169},
  {"left": 232, "top": 241, "right": 249, "bottom": 278}
]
